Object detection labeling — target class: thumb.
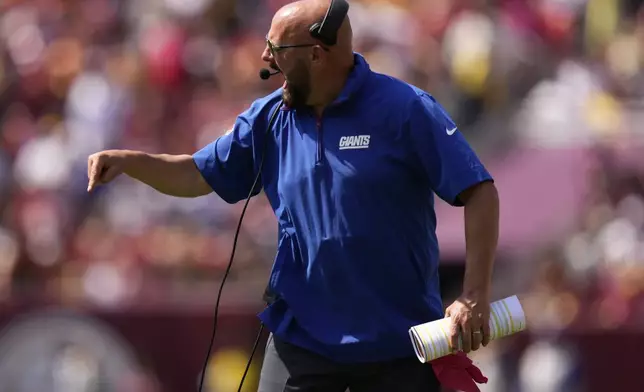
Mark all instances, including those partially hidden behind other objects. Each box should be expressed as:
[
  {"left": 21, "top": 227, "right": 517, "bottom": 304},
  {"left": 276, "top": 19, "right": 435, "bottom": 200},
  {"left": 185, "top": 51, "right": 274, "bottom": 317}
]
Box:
[{"left": 99, "top": 165, "right": 121, "bottom": 184}]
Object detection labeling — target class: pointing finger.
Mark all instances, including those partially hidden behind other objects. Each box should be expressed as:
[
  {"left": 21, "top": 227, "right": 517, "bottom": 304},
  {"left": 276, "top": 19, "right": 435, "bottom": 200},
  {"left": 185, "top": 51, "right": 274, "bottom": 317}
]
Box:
[
  {"left": 87, "top": 158, "right": 102, "bottom": 192},
  {"left": 87, "top": 156, "right": 94, "bottom": 184},
  {"left": 87, "top": 175, "right": 96, "bottom": 192}
]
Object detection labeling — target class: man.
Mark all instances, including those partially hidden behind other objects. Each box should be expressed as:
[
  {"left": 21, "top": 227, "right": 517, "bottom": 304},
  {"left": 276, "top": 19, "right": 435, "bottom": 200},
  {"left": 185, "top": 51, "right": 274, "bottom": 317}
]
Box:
[{"left": 87, "top": 0, "right": 500, "bottom": 390}]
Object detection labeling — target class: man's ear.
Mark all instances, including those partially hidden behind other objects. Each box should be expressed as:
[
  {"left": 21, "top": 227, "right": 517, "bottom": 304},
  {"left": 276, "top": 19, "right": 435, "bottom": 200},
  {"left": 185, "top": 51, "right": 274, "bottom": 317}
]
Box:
[{"left": 310, "top": 45, "right": 326, "bottom": 64}]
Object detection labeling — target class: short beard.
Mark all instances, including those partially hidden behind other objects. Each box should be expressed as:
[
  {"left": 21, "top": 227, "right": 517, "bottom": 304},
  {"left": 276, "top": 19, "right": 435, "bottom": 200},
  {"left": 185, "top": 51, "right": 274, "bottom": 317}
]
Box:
[{"left": 282, "top": 60, "right": 311, "bottom": 108}]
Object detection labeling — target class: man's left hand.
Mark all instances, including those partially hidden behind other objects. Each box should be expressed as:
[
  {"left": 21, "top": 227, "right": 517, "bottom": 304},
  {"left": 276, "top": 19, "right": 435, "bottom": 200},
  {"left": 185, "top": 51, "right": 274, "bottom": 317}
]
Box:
[{"left": 445, "top": 296, "right": 491, "bottom": 353}]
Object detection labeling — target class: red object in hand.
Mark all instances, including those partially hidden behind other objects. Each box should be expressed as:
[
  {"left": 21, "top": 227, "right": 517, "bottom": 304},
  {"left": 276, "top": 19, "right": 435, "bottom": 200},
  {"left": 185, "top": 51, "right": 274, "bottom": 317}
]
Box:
[{"left": 430, "top": 352, "right": 488, "bottom": 392}]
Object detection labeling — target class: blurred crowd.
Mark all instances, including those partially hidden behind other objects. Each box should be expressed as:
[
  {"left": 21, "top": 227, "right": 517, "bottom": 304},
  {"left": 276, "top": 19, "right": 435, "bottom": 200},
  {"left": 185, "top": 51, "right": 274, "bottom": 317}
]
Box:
[
  {"left": 476, "top": 144, "right": 644, "bottom": 392},
  {"left": 1, "top": 0, "right": 644, "bottom": 326},
  {"left": 2, "top": 0, "right": 644, "bottom": 391}
]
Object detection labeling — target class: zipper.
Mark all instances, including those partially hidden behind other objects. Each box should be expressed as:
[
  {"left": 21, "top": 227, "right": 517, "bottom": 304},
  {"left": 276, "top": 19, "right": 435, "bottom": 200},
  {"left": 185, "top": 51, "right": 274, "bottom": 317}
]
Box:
[{"left": 316, "top": 116, "right": 323, "bottom": 164}]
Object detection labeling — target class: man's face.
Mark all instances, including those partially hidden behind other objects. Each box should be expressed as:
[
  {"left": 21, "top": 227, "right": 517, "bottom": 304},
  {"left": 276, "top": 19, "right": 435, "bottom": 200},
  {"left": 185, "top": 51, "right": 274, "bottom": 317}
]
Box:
[{"left": 263, "top": 34, "right": 314, "bottom": 108}]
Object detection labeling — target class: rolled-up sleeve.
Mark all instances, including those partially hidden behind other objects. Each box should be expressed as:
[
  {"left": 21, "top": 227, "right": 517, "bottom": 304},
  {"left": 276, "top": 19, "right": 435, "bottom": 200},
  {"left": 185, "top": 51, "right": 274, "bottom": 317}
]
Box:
[{"left": 406, "top": 93, "right": 493, "bottom": 206}]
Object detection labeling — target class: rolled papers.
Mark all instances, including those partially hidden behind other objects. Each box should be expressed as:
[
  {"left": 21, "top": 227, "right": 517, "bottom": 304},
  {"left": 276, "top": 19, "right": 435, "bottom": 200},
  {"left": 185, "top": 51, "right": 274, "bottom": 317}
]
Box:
[{"left": 409, "top": 295, "right": 527, "bottom": 363}]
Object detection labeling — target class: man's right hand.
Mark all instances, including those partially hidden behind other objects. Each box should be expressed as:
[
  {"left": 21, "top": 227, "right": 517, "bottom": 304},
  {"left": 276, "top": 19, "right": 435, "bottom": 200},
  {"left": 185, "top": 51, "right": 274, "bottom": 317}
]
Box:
[
  {"left": 86, "top": 150, "right": 211, "bottom": 198},
  {"left": 87, "top": 150, "right": 127, "bottom": 192}
]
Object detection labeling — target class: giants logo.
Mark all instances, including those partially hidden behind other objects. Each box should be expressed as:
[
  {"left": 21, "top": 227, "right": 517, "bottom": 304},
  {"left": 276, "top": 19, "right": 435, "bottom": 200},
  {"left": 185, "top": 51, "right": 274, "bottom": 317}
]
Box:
[{"left": 338, "top": 135, "right": 370, "bottom": 150}]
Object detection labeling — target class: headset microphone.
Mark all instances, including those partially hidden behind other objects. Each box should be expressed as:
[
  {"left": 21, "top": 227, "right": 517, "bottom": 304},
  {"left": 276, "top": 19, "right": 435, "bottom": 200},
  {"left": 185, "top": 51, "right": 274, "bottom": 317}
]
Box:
[{"left": 259, "top": 68, "right": 280, "bottom": 80}]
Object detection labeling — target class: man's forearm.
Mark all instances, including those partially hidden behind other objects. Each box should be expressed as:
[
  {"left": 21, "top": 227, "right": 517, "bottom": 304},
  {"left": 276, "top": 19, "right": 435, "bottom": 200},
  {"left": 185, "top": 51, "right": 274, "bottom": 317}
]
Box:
[
  {"left": 122, "top": 151, "right": 212, "bottom": 197},
  {"left": 461, "top": 181, "right": 499, "bottom": 299}
]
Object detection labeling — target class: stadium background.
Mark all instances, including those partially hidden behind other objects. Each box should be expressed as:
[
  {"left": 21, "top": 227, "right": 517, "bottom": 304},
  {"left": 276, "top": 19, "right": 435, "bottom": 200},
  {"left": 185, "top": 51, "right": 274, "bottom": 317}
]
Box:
[{"left": 1, "top": 0, "right": 644, "bottom": 391}]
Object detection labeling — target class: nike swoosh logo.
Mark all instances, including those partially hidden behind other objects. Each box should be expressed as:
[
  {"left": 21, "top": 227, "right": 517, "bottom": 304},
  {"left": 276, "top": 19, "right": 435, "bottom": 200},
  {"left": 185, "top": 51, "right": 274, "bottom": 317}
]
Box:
[{"left": 446, "top": 127, "right": 457, "bottom": 135}]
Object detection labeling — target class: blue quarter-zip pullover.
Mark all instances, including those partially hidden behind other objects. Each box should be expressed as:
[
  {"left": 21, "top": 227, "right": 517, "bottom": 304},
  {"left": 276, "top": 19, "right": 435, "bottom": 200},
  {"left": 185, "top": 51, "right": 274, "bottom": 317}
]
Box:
[{"left": 193, "top": 53, "right": 493, "bottom": 363}]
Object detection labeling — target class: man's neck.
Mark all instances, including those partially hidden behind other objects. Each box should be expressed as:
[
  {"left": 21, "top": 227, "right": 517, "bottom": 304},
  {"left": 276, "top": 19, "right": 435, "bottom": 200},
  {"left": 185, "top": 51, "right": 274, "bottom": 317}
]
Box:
[{"left": 308, "top": 66, "right": 352, "bottom": 116}]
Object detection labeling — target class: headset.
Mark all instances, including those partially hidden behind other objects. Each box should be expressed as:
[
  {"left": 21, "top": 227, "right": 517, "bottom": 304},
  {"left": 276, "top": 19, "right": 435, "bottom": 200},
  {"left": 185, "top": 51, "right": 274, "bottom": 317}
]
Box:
[
  {"left": 197, "top": 1, "right": 350, "bottom": 391},
  {"left": 309, "top": 0, "right": 350, "bottom": 46}
]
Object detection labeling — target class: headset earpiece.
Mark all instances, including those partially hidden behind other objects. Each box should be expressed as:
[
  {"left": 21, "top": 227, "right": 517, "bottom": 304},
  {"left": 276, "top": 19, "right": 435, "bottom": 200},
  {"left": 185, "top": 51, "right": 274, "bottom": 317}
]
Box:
[
  {"left": 308, "top": 0, "right": 349, "bottom": 47},
  {"left": 309, "top": 22, "right": 322, "bottom": 36},
  {"left": 309, "top": 22, "right": 327, "bottom": 44}
]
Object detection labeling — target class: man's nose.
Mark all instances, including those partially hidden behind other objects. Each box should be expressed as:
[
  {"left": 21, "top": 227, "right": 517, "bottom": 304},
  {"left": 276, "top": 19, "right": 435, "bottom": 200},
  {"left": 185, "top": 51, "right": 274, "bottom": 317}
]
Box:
[{"left": 261, "top": 46, "right": 273, "bottom": 63}]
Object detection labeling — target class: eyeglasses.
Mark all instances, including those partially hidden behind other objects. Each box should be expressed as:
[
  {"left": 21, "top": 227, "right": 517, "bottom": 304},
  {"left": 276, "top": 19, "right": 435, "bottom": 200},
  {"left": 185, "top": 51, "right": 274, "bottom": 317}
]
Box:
[{"left": 266, "top": 37, "right": 329, "bottom": 54}]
